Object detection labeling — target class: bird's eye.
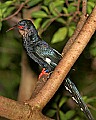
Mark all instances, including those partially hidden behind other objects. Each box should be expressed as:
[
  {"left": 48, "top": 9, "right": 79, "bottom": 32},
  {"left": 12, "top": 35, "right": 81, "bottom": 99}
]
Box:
[{"left": 18, "top": 25, "right": 24, "bottom": 29}]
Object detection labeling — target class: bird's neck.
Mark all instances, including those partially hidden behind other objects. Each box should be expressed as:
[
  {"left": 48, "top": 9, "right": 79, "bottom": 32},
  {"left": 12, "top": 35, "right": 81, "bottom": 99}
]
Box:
[
  {"left": 30, "top": 33, "right": 39, "bottom": 43},
  {"left": 29, "top": 27, "right": 40, "bottom": 43},
  {"left": 23, "top": 30, "right": 40, "bottom": 44}
]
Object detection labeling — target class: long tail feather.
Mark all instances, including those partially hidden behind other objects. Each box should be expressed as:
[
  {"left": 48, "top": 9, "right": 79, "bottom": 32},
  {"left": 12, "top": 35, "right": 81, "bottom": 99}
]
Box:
[{"left": 64, "top": 78, "right": 94, "bottom": 120}]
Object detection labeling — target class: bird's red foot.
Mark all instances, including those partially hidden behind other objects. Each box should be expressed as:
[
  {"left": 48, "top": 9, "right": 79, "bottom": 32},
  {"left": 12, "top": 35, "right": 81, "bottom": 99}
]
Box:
[{"left": 38, "top": 68, "right": 49, "bottom": 80}]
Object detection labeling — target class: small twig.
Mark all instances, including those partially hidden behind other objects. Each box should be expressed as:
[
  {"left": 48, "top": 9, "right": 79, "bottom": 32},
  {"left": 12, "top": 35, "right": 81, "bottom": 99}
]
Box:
[
  {"left": 77, "top": 0, "right": 81, "bottom": 11},
  {"left": 39, "top": 13, "right": 70, "bottom": 35},
  {"left": 3, "top": 0, "right": 29, "bottom": 21},
  {"left": 3, "top": 3, "right": 24, "bottom": 21},
  {"left": 62, "top": 0, "right": 87, "bottom": 56},
  {"left": 82, "top": 0, "right": 87, "bottom": 15},
  {"left": 65, "top": 0, "right": 69, "bottom": 7}
]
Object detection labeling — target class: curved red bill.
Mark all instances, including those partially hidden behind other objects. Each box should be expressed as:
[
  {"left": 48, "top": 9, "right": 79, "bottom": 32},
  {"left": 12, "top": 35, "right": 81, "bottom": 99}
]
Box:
[
  {"left": 6, "top": 25, "right": 17, "bottom": 32},
  {"left": 6, "top": 25, "right": 24, "bottom": 32}
]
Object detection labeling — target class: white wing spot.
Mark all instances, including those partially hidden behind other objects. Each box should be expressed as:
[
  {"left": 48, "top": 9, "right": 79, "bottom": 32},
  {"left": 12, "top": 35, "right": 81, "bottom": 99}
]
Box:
[
  {"left": 45, "top": 58, "right": 51, "bottom": 65},
  {"left": 80, "top": 108, "right": 83, "bottom": 111},
  {"left": 65, "top": 86, "right": 72, "bottom": 93},
  {"left": 72, "top": 97, "right": 78, "bottom": 103}
]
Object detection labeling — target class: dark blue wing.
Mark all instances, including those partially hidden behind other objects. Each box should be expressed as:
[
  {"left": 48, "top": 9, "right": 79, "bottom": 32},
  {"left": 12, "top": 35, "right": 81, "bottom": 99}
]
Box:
[
  {"left": 23, "top": 38, "right": 52, "bottom": 71},
  {"left": 33, "top": 40, "right": 62, "bottom": 70}
]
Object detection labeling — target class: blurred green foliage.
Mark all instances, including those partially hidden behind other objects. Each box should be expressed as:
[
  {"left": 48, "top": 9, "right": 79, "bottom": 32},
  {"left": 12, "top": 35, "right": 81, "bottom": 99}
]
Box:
[{"left": 0, "top": 0, "right": 96, "bottom": 120}]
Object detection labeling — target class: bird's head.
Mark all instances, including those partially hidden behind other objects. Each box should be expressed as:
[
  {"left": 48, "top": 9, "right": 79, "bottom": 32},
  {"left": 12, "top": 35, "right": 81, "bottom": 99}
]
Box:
[
  {"left": 17, "top": 20, "right": 35, "bottom": 36},
  {"left": 6, "top": 19, "right": 37, "bottom": 36},
  {"left": 18, "top": 20, "right": 33, "bottom": 30}
]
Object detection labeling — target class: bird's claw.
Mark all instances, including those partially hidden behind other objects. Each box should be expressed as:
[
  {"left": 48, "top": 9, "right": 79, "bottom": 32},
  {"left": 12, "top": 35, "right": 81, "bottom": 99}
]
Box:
[{"left": 38, "top": 68, "right": 50, "bottom": 80}]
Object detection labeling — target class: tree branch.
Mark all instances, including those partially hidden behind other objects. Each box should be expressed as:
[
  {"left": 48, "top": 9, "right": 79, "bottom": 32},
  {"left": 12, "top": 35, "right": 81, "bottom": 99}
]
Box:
[
  {"left": 0, "top": 96, "right": 30, "bottom": 119},
  {"left": 0, "top": 96, "right": 53, "bottom": 120}
]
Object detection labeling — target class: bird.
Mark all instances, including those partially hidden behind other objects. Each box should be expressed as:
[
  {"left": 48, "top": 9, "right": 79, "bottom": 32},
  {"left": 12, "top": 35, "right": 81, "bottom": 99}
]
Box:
[{"left": 7, "top": 19, "right": 94, "bottom": 120}]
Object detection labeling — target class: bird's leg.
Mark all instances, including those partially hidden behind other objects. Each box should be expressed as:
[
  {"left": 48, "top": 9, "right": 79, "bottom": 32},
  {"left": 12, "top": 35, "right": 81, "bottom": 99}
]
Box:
[{"left": 38, "top": 68, "right": 50, "bottom": 80}]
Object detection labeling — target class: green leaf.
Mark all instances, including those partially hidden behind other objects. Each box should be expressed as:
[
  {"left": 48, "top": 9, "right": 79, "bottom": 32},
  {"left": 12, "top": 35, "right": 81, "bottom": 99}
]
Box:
[
  {"left": 3, "top": 7, "right": 15, "bottom": 18},
  {"left": 88, "top": 1, "right": 95, "bottom": 8},
  {"left": 51, "top": 27, "right": 67, "bottom": 44},
  {"left": 28, "top": 0, "right": 42, "bottom": 7},
  {"left": 49, "top": 2, "right": 57, "bottom": 16},
  {"left": 59, "top": 97, "right": 67, "bottom": 108},
  {"left": 41, "top": 6, "right": 50, "bottom": 14},
  {"left": 46, "top": 109, "right": 56, "bottom": 117},
  {"left": 68, "top": 4, "right": 76, "bottom": 13},
  {"left": 63, "top": 7, "right": 68, "bottom": 14},
  {"left": 68, "top": 26, "right": 76, "bottom": 37},
  {"left": 56, "top": 17, "right": 66, "bottom": 24},
  {"left": 52, "top": 0, "right": 65, "bottom": 7},
  {"left": 87, "top": 5, "right": 93, "bottom": 14},
  {"left": 34, "top": 18, "right": 42, "bottom": 29},
  {"left": 41, "top": 19, "right": 50, "bottom": 29},
  {"left": 32, "top": 10, "right": 48, "bottom": 18},
  {"left": 44, "top": 0, "right": 52, "bottom": 6},
  {"left": 65, "top": 110, "right": 75, "bottom": 119},
  {"left": 4, "top": 1, "right": 14, "bottom": 6},
  {"left": 49, "top": 1, "right": 64, "bottom": 16},
  {"left": 2, "top": 8, "right": 7, "bottom": 14},
  {"left": 59, "top": 110, "right": 67, "bottom": 120},
  {"left": 0, "top": 0, "right": 15, "bottom": 9}
]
